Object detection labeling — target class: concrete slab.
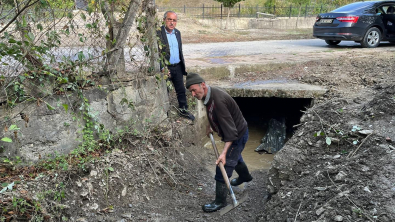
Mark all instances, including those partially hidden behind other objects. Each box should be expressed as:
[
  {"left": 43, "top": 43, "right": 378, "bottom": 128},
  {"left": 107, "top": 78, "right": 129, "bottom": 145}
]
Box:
[
  {"left": 183, "top": 40, "right": 334, "bottom": 99},
  {"left": 217, "top": 80, "right": 327, "bottom": 98}
]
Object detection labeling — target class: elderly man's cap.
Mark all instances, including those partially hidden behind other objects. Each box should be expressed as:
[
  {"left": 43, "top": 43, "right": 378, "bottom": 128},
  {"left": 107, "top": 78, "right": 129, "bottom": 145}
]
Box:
[{"left": 186, "top": 73, "right": 205, "bottom": 89}]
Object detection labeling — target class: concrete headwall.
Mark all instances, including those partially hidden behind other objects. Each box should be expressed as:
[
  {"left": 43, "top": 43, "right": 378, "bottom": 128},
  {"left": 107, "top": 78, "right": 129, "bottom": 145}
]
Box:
[
  {"left": 0, "top": 77, "right": 170, "bottom": 161},
  {"left": 197, "top": 17, "right": 316, "bottom": 30}
]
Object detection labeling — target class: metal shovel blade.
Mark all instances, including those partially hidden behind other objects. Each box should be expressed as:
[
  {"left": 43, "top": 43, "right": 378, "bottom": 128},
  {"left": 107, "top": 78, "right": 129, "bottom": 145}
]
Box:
[{"left": 219, "top": 193, "right": 249, "bottom": 216}]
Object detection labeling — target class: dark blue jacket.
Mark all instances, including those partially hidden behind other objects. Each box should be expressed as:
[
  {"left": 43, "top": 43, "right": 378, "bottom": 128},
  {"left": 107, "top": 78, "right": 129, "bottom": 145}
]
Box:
[{"left": 157, "top": 25, "right": 187, "bottom": 75}]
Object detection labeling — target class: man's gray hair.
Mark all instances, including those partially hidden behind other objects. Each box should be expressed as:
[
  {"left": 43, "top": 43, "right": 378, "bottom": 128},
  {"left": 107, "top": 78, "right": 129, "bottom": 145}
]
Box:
[{"left": 164, "top": 11, "right": 177, "bottom": 19}]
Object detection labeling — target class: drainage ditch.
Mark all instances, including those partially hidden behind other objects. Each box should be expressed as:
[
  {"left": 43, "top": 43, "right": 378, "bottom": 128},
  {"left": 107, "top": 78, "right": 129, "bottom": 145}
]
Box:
[{"left": 203, "top": 97, "right": 313, "bottom": 172}]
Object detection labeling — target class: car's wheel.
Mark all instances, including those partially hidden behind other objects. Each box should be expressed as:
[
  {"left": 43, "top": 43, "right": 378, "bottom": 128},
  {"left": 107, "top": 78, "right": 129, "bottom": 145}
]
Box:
[
  {"left": 361, "top": 27, "right": 381, "bottom": 48},
  {"left": 325, "top": 40, "right": 341, "bottom": 46}
]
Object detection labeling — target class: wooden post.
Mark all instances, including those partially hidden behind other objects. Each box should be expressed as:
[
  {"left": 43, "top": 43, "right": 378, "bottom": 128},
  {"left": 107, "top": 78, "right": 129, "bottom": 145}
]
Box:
[
  {"left": 239, "top": 4, "right": 241, "bottom": 17},
  {"left": 256, "top": 6, "right": 258, "bottom": 18},
  {"left": 255, "top": 5, "right": 259, "bottom": 15},
  {"left": 184, "top": 5, "right": 185, "bottom": 14},
  {"left": 221, "top": 4, "right": 223, "bottom": 19},
  {"left": 289, "top": 5, "right": 292, "bottom": 18}
]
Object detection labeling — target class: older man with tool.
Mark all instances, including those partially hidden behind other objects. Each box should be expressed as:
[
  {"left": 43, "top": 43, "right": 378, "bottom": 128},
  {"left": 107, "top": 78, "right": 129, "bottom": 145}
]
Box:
[
  {"left": 186, "top": 73, "right": 253, "bottom": 213},
  {"left": 157, "top": 11, "right": 194, "bottom": 120}
]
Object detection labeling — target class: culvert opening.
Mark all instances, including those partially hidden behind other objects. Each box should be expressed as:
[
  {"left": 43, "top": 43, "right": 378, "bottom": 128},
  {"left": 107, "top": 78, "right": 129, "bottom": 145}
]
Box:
[{"left": 232, "top": 97, "right": 313, "bottom": 170}]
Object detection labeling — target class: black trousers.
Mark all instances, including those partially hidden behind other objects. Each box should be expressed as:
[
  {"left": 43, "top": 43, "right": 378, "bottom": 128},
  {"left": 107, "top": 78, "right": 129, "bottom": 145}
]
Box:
[
  {"left": 168, "top": 64, "right": 188, "bottom": 109},
  {"left": 215, "top": 129, "right": 249, "bottom": 183}
]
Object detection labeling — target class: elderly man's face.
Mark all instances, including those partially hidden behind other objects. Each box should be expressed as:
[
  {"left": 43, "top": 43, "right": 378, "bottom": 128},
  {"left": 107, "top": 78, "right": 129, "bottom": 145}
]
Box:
[
  {"left": 164, "top": 12, "right": 177, "bottom": 32},
  {"left": 189, "top": 83, "right": 206, "bottom": 100}
]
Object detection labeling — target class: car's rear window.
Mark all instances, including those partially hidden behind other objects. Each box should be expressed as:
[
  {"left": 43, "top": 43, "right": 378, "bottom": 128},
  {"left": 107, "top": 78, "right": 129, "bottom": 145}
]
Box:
[{"left": 332, "top": 2, "right": 375, "bottom": 13}]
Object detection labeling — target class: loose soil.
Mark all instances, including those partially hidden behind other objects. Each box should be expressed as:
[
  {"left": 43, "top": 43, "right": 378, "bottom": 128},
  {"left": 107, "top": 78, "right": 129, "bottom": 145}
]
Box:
[{"left": 1, "top": 18, "right": 395, "bottom": 222}]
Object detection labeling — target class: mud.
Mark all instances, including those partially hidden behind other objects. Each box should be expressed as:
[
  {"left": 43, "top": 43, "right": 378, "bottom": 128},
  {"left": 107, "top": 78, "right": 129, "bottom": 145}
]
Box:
[{"left": 204, "top": 124, "right": 274, "bottom": 173}]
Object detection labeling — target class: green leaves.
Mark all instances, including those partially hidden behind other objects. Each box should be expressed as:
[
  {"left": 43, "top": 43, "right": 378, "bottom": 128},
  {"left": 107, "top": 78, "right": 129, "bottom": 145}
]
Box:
[
  {"left": 214, "top": 0, "right": 245, "bottom": 8},
  {"left": 326, "top": 137, "right": 331, "bottom": 145},
  {"left": 62, "top": 104, "right": 69, "bottom": 112},
  {"left": 39, "top": 0, "right": 48, "bottom": 6},
  {"left": 45, "top": 102, "right": 55, "bottom": 110},
  {"left": 314, "top": 130, "right": 325, "bottom": 137},
  {"left": 120, "top": 98, "right": 135, "bottom": 110},
  {"left": 77, "top": 51, "right": 85, "bottom": 61},
  {"left": 314, "top": 130, "right": 331, "bottom": 145},
  {"left": 58, "top": 77, "right": 69, "bottom": 84},
  {"left": 36, "top": 24, "right": 43, "bottom": 31},
  {"left": 80, "top": 13, "right": 87, "bottom": 21},
  {"left": 27, "top": 32, "right": 35, "bottom": 42},
  {"left": 1, "top": 137, "right": 12, "bottom": 143},
  {"left": 0, "top": 182, "right": 14, "bottom": 194},
  {"left": 9, "top": 125, "right": 20, "bottom": 131}
]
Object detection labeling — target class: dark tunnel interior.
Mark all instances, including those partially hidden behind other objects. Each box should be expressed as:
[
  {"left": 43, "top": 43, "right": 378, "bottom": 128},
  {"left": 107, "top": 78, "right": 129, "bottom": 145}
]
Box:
[{"left": 233, "top": 97, "right": 313, "bottom": 139}]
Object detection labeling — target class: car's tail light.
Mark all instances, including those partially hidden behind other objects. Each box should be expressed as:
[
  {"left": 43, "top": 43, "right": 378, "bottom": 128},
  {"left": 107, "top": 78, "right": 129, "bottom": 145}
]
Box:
[
  {"left": 316, "top": 16, "right": 320, "bottom": 22},
  {"left": 336, "top": 16, "right": 359, "bottom": 23}
]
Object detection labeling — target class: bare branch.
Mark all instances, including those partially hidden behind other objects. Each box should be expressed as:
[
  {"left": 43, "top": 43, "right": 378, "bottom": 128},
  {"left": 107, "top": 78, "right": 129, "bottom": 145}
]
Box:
[{"left": 0, "top": 0, "right": 40, "bottom": 34}]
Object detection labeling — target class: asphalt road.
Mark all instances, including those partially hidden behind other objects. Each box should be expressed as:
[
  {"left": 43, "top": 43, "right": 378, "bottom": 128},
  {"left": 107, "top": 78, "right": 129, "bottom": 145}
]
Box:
[
  {"left": 183, "top": 39, "right": 365, "bottom": 59},
  {"left": 182, "top": 38, "right": 395, "bottom": 67}
]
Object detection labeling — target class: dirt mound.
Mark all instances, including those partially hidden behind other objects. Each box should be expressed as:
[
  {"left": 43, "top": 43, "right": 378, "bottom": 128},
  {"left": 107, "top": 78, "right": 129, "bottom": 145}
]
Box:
[
  {"left": 256, "top": 55, "right": 395, "bottom": 221},
  {"left": 364, "top": 85, "right": 395, "bottom": 116}
]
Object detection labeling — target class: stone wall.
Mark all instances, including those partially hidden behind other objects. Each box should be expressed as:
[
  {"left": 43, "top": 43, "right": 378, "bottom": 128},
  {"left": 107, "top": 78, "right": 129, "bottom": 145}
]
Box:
[
  {"left": 196, "top": 17, "right": 316, "bottom": 30},
  {"left": 0, "top": 77, "right": 170, "bottom": 162},
  {"left": 249, "top": 17, "right": 316, "bottom": 29}
]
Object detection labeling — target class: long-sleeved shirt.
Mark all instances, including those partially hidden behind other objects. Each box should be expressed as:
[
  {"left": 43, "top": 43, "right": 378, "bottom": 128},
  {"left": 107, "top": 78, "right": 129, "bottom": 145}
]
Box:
[
  {"left": 165, "top": 28, "right": 180, "bottom": 65},
  {"left": 204, "top": 86, "right": 247, "bottom": 142}
]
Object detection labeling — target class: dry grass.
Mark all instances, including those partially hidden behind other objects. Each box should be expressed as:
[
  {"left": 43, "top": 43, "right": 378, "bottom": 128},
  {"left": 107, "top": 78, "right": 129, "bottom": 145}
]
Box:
[{"left": 173, "top": 14, "right": 313, "bottom": 43}]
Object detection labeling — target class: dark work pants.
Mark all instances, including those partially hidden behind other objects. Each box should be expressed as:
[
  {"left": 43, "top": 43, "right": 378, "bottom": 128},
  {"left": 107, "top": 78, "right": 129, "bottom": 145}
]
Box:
[
  {"left": 168, "top": 64, "right": 188, "bottom": 109},
  {"left": 215, "top": 128, "right": 249, "bottom": 183}
]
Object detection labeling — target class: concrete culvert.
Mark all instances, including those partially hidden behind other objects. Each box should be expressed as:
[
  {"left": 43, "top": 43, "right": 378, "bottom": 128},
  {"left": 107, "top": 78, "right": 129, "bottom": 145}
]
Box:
[{"left": 232, "top": 97, "right": 313, "bottom": 171}]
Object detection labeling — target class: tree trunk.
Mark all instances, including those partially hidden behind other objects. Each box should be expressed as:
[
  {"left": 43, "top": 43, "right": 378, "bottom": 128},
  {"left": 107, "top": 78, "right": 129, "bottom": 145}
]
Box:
[
  {"left": 101, "top": 1, "right": 119, "bottom": 51},
  {"left": 226, "top": 7, "right": 231, "bottom": 29},
  {"left": 101, "top": 1, "right": 124, "bottom": 76},
  {"left": 105, "top": 0, "right": 143, "bottom": 77},
  {"left": 145, "top": 0, "right": 160, "bottom": 75},
  {"left": 296, "top": 5, "right": 302, "bottom": 29}
]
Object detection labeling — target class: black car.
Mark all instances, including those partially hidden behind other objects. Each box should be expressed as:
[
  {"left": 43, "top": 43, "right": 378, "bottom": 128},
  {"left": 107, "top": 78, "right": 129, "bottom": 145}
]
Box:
[{"left": 313, "top": 1, "right": 395, "bottom": 48}]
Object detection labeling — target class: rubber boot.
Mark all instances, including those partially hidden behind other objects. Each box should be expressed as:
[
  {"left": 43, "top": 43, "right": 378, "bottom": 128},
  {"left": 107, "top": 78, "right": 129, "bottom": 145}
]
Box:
[
  {"left": 202, "top": 181, "right": 228, "bottom": 212},
  {"left": 230, "top": 162, "right": 253, "bottom": 186}
]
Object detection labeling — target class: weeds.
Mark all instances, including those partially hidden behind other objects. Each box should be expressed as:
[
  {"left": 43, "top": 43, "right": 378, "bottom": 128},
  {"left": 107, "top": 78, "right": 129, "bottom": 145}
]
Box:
[{"left": 0, "top": 196, "right": 46, "bottom": 222}]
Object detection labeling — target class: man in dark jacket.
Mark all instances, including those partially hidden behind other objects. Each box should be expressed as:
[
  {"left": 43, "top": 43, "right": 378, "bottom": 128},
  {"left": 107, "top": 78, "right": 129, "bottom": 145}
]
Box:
[
  {"left": 186, "top": 73, "right": 253, "bottom": 213},
  {"left": 157, "top": 11, "right": 194, "bottom": 120}
]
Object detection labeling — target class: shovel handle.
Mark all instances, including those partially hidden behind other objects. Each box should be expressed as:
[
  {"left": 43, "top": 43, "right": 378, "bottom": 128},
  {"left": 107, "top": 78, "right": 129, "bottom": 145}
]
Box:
[{"left": 209, "top": 133, "right": 238, "bottom": 207}]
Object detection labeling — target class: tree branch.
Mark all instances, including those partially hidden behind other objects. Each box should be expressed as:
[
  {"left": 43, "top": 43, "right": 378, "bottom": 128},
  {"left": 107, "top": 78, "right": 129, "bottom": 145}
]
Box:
[{"left": 0, "top": 0, "right": 40, "bottom": 34}]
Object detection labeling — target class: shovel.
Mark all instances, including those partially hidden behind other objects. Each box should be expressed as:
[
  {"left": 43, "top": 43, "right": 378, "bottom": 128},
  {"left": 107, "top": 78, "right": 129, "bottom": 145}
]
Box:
[{"left": 209, "top": 133, "right": 248, "bottom": 215}]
